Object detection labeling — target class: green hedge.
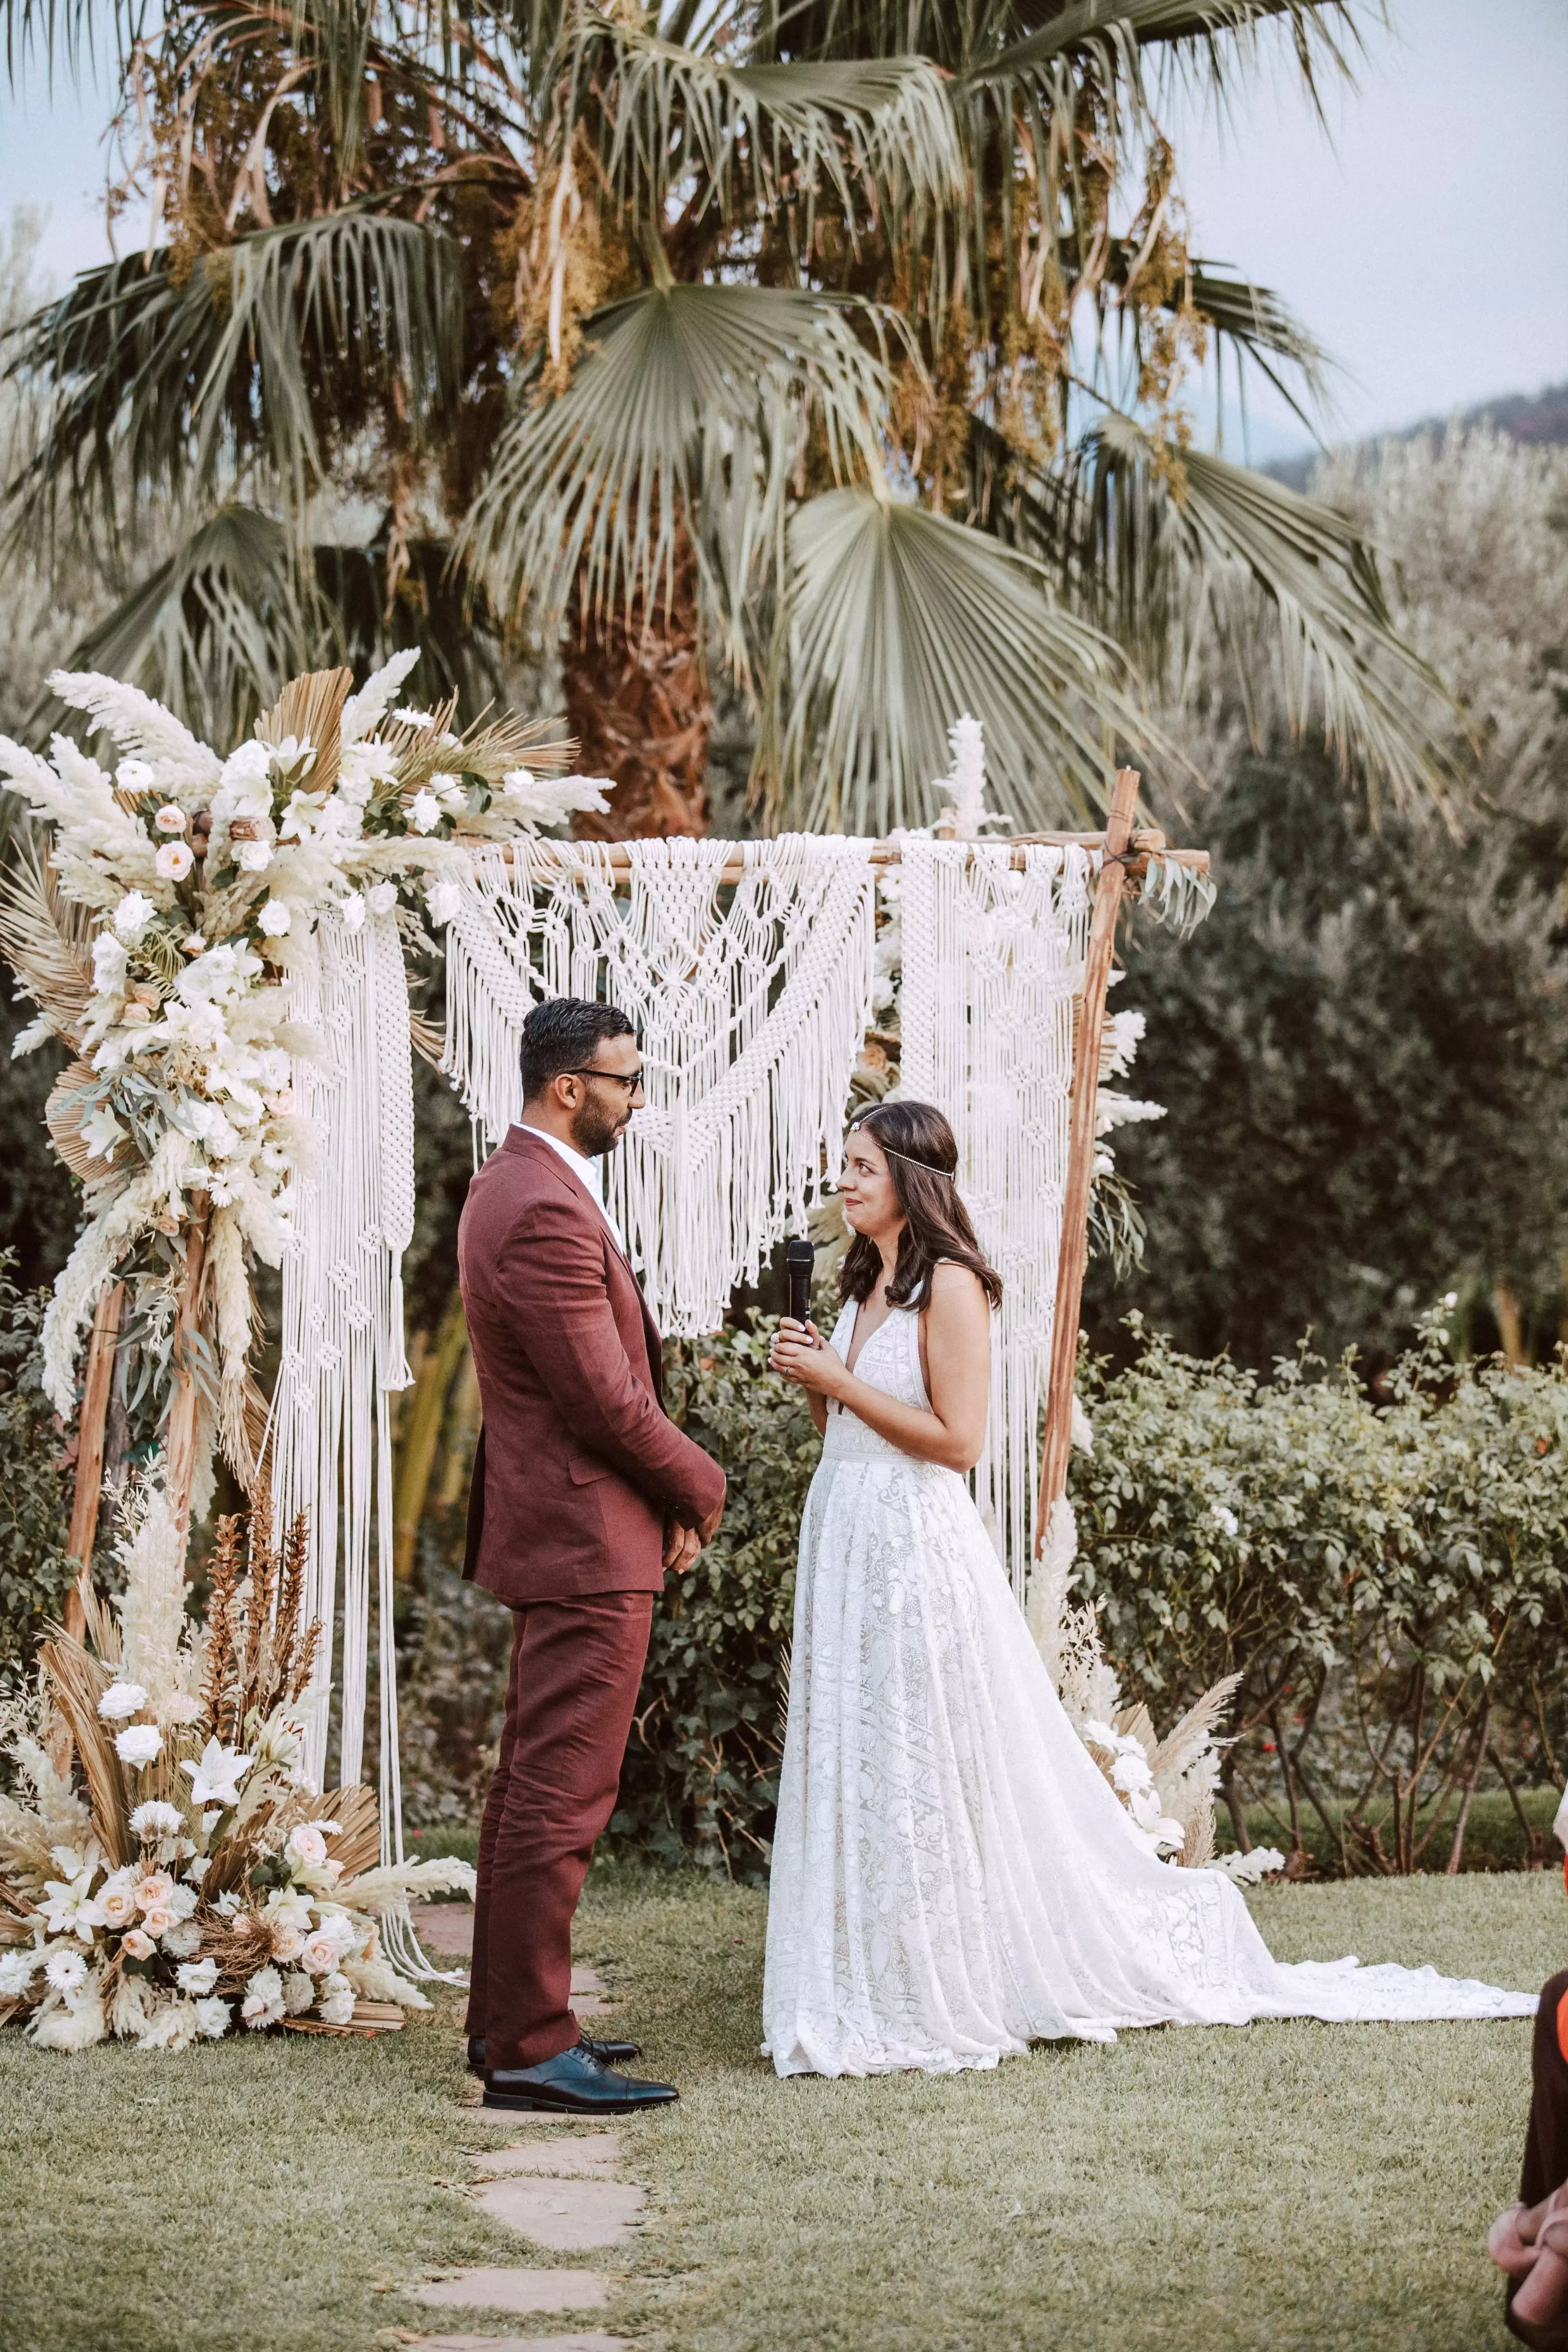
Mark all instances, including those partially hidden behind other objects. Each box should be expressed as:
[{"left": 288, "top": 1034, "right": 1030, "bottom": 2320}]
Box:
[{"left": 0, "top": 1258, "right": 72, "bottom": 1694}]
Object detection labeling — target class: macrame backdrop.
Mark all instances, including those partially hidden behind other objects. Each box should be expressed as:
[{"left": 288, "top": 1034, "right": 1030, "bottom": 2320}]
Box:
[
  {"left": 898, "top": 838, "right": 1094, "bottom": 1598},
  {"left": 270, "top": 906, "right": 425, "bottom": 1963},
  {"left": 441, "top": 835, "right": 878, "bottom": 1332}
]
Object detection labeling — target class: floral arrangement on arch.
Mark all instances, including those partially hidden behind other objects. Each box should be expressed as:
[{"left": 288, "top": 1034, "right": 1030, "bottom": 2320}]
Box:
[
  {"left": 0, "top": 1492, "right": 471, "bottom": 2051},
  {"left": 0, "top": 650, "right": 606, "bottom": 1496}
]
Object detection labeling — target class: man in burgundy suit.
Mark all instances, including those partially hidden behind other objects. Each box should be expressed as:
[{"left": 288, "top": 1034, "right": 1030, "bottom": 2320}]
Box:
[{"left": 458, "top": 997, "right": 726, "bottom": 2114}]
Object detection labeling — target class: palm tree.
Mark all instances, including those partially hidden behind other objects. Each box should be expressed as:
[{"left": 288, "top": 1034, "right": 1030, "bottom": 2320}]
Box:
[{"left": 1, "top": 0, "right": 1436, "bottom": 836}]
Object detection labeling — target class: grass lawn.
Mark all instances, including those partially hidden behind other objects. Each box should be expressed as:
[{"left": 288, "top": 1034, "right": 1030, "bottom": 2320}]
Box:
[{"left": 2, "top": 1866, "right": 1561, "bottom": 2352}]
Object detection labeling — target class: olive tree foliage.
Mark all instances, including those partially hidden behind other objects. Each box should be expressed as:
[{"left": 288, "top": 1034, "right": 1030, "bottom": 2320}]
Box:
[{"left": 1092, "top": 426, "right": 1568, "bottom": 1370}]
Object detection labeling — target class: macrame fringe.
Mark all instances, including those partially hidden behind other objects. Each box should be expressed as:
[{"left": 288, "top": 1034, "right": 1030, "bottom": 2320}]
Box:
[
  {"left": 442, "top": 836, "right": 878, "bottom": 1333},
  {"left": 900, "top": 840, "right": 1093, "bottom": 1600}
]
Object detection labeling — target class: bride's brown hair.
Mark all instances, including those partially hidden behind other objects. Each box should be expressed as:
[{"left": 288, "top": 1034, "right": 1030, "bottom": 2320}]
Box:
[{"left": 839, "top": 1100, "right": 1002, "bottom": 1311}]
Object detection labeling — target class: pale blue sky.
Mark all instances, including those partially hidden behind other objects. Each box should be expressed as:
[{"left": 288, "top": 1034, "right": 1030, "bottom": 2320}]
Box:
[{"left": 1, "top": 0, "right": 1564, "bottom": 459}]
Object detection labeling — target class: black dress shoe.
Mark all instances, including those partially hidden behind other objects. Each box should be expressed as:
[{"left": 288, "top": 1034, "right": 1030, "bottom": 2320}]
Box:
[
  {"left": 468, "top": 2030, "right": 641, "bottom": 2074},
  {"left": 483, "top": 2042, "right": 677, "bottom": 2114}
]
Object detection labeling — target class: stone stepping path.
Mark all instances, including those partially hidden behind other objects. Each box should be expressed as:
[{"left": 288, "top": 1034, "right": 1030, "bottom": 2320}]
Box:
[
  {"left": 410, "top": 2125, "right": 645, "bottom": 2343},
  {"left": 412, "top": 2268, "right": 610, "bottom": 2314},
  {"left": 471, "top": 2134, "right": 626, "bottom": 2178},
  {"left": 471, "top": 2175, "right": 645, "bottom": 2249},
  {"left": 412, "top": 2336, "right": 628, "bottom": 2352}
]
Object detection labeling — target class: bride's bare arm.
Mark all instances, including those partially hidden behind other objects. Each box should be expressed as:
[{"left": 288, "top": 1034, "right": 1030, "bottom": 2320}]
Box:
[{"left": 771, "top": 1265, "right": 991, "bottom": 1471}]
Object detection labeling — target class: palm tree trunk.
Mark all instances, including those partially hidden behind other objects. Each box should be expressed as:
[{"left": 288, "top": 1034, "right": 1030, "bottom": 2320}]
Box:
[{"left": 562, "top": 539, "right": 712, "bottom": 840}]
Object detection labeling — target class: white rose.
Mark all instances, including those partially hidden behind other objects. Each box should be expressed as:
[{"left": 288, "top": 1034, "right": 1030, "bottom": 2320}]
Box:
[
  {"left": 45, "top": 1949, "right": 87, "bottom": 1993},
  {"left": 298, "top": 1929, "right": 343, "bottom": 1977},
  {"left": 425, "top": 880, "right": 461, "bottom": 927},
  {"left": 112, "top": 891, "right": 157, "bottom": 942},
  {"left": 271, "top": 1922, "right": 305, "bottom": 1963},
  {"left": 194, "top": 1996, "right": 232, "bottom": 2039},
  {"left": 258, "top": 899, "right": 292, "bottom": 937},
  {"left": 176, "top": 1956, "right": 219, "bottom": 1996},
  {"left": 182, "top": 932, "right": 207, "bottom": 954},
  {"left": 91, "top": 931, "right": 128, "bottom": 993},
  {"left": 408, "top": 788, "right": 441, "bottom": 834},
  {"left": 98, "top": 1875, "right": 140, "bottom": 1930},
  {"left": 98, "top": 1680, "right": 148, "bottom": 1721},
  {"left": 286, "top": 1823, "right": 328, "bottom": 1870},
  {"left": 235, "top": 839, "right": 273, "bottom": 873},
  {"left": 366, "top": 882, "right": 398, "bottom": 915},
  {"left": 116, "top": 758, "right": 157, "bottom": 793},
  {"left": 337, "top": 892, "right": 367, "bottom": 933},
  {"left": 114, "top": 1724, "right": 163, "bottom": 1768},
  {"left": 154, "top": 803, "right": 187, "bottom": 833}
]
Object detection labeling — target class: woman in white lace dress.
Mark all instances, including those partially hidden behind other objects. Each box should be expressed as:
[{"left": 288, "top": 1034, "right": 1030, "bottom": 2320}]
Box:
[{"left": 762, "top": 1099, "right": 1534, "bottom": 2080}]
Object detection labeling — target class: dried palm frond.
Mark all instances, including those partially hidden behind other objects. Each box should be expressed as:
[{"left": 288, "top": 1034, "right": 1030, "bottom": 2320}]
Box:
[
  {"left": 0, "top": 836, "right": 94, "bottom": 1049},
  {"left": 43, "top": 1059, "right": 107, "bottom": 1185},
  {"left": 267, "top": 1781, "right": 380, "bottom": 1877},
  {"left": 408, "top": 1009, "right": 445, "bottom": 1067},
  {"left": 76, "top": 1571, "right": 122, "bottom": 1668},
  {"left": 254, "top": 665, "right": 352, "bottom": 796},
  {"left": 201, "top": 1515, "right": 245, "bottom": 1746},
  {"left": 38, "top": 1639, "right": 127, "bottom": 1867}
]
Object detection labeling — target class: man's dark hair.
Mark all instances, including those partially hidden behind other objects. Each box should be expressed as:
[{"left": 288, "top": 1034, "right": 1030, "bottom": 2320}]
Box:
[{"left": 520, "top": 997, "right": 636, "bottom": 1100}]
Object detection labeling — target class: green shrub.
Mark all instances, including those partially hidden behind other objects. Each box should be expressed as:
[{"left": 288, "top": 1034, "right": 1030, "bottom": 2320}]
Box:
[{"left": 0, "top": 1255, "right": 73, "bottom": 1690}]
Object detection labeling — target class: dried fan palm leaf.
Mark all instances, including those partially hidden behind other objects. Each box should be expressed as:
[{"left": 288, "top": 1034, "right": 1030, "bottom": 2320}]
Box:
[
  {"left": 254, "top": 666, "right": 351, "bottom": 796},
  {"left": 38, "top": 1639, "right": 128, "bottom": 1867},
  {"left": 408, "top": 1009, "right": 445, "bottom": 1067},
  {"left": 0, "top": 838, "right": 93, "bottom": 1048},
  {"left": 45, "top": 1058, "right": 110, "bottom": 1185},
  {"left": 321, "top": 1783, "right": 380, "bottom": 1879},
  {"left": 69, "top": 1568, "right": 122, "bottom": 1669}
]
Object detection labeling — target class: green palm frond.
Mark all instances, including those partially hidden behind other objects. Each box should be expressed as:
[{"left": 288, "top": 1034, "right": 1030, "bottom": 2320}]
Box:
[
  {"left": 758, "top": 487, "right": 1150, "bottom": 836},
  {"left": 1051, "top": 409, "right": 1452, "bottom": 804},
  {"left": 567, "top": 16, "right": 964, "bottom": 232},
  {"left": 4, "top": 210, "right": 465, "bottom": 537},
  {"left": 462, "top": 281, "right": 895, "bottom": 638},
  {"left": 976, "top": 0, "right": 1369, "bottom": 94},
  {"left": 1187, "top": 264, "right": 1332, "bottom": 432},
  {"left": 40, "top": 505, "right": 311, "bottom": 745}
]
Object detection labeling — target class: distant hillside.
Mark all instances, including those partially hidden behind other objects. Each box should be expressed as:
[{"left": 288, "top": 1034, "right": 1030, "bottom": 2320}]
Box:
[{"left": 1267, "top": 382, "right": 1568, "bottom": 491}]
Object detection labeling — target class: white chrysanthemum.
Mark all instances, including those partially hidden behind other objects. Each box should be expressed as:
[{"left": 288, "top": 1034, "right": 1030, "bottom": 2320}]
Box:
[
  {"left": 408, "top": 788, "right": 441, "bottom": 834},
  {"left": 258, "top": 899, "right": 291, "bottom": 937},
  {"left": 116, "top": 757, "right": 158, "bottom": 794},
  {"left": 0, "top": 1947, "right": 42, "bottom": 1996},
  {"left": 114, "top": 1723, "right": 163, "bottom": 1768},
  {"left": 318, "top": 1972, "right": 356, "bottom": 2027},
  {"left": 129, "top": 1798, "right": 183, "bottom": 1840},
  {"left": 282, "top": 1969, "right": 316, "bottom": 2016},
  {"left": 176, "top": 1956, "right": 219, "bottom": 1995},
  {"left": 194, "top": 1996, "right": 231, "bottom": 2039},
  {"left": 98, "top": 1680, "right": 149, "bottom": 1721},
  {"left": 241, "top": 1965, "right": 285, "bottom": 2029}
]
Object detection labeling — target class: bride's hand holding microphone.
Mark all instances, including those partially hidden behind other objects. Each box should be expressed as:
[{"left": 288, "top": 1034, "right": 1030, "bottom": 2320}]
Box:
[{"left": 770, "top": 1236, "right": 847, "bottom": 1408}]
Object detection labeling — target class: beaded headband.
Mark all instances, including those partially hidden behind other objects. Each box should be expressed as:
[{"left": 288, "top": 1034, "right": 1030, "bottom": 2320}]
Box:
[{"left": 845, "top": 1123, "right": 957, "bottom": 1181}]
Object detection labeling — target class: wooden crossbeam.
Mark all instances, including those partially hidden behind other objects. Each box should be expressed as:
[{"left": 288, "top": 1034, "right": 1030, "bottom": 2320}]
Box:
[{"left": 501, "top": 828, "right": 1208, "bottom": 886}]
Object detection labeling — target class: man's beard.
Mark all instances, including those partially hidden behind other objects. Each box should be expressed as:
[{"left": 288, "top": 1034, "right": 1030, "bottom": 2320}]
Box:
[{"left": 569, "top": 1098, "right": 628, "bottom": 1158}]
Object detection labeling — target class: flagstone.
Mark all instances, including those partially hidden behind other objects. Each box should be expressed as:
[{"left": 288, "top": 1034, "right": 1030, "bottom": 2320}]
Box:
[
  {"left": 470, "top": 2174, "right": 646, "bottom": 2248},
  {"left": 411, "top": 2269, "right": 610, "bottom": 2314},
  {"left": 470, "top": 2134, "right": 625, "bottom": 2177}
]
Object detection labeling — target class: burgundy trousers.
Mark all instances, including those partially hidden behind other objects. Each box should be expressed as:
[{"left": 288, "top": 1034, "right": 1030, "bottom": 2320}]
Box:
[{"left": 466, "top": 1590, "right": 654, "bottom": 2071}]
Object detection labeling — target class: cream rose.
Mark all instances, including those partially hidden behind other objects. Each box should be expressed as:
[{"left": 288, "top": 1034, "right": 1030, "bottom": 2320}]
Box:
[
  {"left": 121, "top": 1928, "right": 155, "bottom": 1961},
  {"left": 286, "top": 1823, "right": 328, "bottom": 1870},
  {"left": 134, "top": 1871, "right": 176, "bottom": 1913},
  {"left": 98, "top": 1875, "right": 140, "bottom": 1930}
]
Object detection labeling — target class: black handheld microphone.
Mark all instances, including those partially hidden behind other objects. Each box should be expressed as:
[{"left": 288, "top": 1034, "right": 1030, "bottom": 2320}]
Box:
[{"left": 785, "top": 1237, "right": 815, "bottom": 1330}]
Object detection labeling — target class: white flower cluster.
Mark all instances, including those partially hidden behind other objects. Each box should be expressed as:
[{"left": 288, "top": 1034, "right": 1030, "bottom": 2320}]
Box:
[
  {"left": 0, "top": 651, "right": 612, "bottom": 1448},
  {"left": 1082, "top": 1719, "right": 1187, "bottom": 1855}
]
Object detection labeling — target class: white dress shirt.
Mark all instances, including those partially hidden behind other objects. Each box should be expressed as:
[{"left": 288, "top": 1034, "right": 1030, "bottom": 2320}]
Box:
[{"left": 522, "top": 1122, "right": 627, "bottom": 1253}]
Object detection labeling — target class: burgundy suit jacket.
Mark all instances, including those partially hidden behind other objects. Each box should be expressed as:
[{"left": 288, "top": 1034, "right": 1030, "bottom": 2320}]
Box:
[{"left": 458, "top": 1125, "right": 725, "bottom": 1602}]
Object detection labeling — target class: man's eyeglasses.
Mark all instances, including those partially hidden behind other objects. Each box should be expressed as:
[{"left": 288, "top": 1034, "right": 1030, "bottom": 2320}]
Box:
[{"left": 564, "top": 1066, "right": 645, "bottom": 1094}]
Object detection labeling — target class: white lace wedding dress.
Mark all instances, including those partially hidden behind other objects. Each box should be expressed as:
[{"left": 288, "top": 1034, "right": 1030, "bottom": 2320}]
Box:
[{"left": 762, "top": 1299, "right": 1535, "bottom": 2079}]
